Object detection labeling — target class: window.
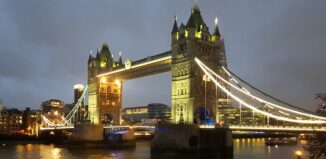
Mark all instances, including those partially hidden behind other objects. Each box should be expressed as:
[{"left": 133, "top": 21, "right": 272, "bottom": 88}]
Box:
[{"left": 107, "top": 86, "right": 111, "bottom": 93}]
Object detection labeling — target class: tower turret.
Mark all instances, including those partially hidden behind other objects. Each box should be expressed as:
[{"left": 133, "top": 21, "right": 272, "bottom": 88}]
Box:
[
  {"left": 212, "top": 17, "right": 221, "bottom": 43},
  {"left": 186, "top": 4, "right": 205, "bottom": 38},
  {"left": 118, "top": 51, "right": 123, "bottom": 66},
  {"left": 88, "top": 50, "right": 93, "bottom": 64},
  {"left": 171, "top": 16, "right": 179, "bottom": 43},
  {"left": 171, "top": 4, "right": 227, "bottom": 124},
  {"left": 99, "top": 43, "right": 114, "bottom": 70}
]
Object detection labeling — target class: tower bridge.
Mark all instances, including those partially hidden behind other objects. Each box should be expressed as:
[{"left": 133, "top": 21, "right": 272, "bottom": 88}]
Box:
[
  {"left": 41, "top": 4, "right": 326, "bottom": 132},
  {"left": 87, "top": 4, "right": 227, "bottom": 125}
]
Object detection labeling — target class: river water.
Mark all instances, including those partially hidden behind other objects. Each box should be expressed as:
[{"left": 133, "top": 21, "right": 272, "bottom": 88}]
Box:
[{"left": 0, "top": 139, "right": 308, "bottom": 159}]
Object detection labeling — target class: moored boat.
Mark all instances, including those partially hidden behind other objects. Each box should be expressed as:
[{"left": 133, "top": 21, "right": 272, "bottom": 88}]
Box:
[{"left": 265, "top": 138, "right": 297, "bottom": 146}]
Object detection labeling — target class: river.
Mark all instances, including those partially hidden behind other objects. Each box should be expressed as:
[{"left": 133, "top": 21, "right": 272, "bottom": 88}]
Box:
[{"left": 0, "top": 138, "right": 308, "bottom": 159}]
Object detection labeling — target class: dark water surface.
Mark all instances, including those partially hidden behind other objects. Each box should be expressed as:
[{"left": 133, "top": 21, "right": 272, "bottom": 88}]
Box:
[{"left": 0, "top": 139, "right": 308, "bottom": 159}]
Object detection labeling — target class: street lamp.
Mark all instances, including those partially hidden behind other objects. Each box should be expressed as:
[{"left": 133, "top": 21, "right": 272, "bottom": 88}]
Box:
[
  {"left": 115, "top": 79, "right": 121, "bottom": 87},
  {"left": 203, "top": 74, "right": 210, "bottom": 125},
  {"left": 100, "top": 77, "right": 107, "bottom": 84},
  {"left": 295, "top": 150, "right": 302, "bottom": 159},
  {"left": 53, "top": 111, "right": 59, "bottom": 116}
]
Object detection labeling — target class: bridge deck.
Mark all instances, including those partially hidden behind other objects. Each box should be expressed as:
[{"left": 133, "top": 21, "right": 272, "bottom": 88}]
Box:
[
  {"left": 97, "top": 51, "right": 172, "bottom": 80},
  {"left": 41, "top": 125, "right": 326, "bottom": 133}
]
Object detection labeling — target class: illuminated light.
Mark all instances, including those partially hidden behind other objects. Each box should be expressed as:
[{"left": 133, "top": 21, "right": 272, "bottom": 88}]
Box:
[
  {"left": 222, "top": 65, "right": 326, "bottom": 120},
  {"left": 266, "top": 104, "right": 275, "bottom": 109},
  {"left": 195, "top": 31, "right": 201, "bottom": 38},
  {"left": 275, "top": 145, "right": 278, "bottom": 148},
  {"left": 40, "top": 126, "right": 74, "bottom": 130},
  {"left": 195, "top": 58, "right": 326, "bottom": 124},
  {"left": 74, "top": 84, "right": 84, "bottom": 90},
  {"left": 100, "top": 77, "right": 107, "bottom": 83},
  {"left": 115, "top": 79, "right": 121, "bottom": 87},
  {"left": 199, "top": 125, "right": 214, "bottom": 129},
  {"left": 229, "top": 125, "right": 326, "bottom": 132},
  {"left": 231, "top": 78, "right": 239, "bottom": 84},
  {"left": 176, "top": 32, "right": 179, "bottom": 40},
  {"left": 202, "top": 74, "right": 210, "bottom": 82},
  {"left": 51, "top": 148, "right": 61, "bottom": 159},
  {"left": 222, "top": 66, "right": 326, "bottom": 120},
  {"left": 49, "top": 131, "right": 55, "bottom": 135},
  {"left": 202, "top": 59, "right": 326, "bottom": 121},
  {"left": 215, "top": 17, "right": 219, "bottom": 26},
  {"left": 100, "top": 61, "right": 106, "bottom": 68},
  {"left": 53, "top": 111, "right": 59, "bottom": 116},
  {"left": 97, "top": 55, "right": 172, "bottom": 77},
  {"left": 211, "top": 36, "right": 216, "bottom": 42},
  {"left": 295, "top": 150, "right": 302, "bottom": 157},
  {"left": 185, "top": 30, "right": 188, "bottom": 38},
  {"left": 279, "top": 111, "right": 290, "bottom": 116}
]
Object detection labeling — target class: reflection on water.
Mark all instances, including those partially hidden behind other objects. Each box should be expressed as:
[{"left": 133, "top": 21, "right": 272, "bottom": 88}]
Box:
[
  {"left": 234, "top": 138, "right": 308, "bottom": 159},
  {"left": 0, "top": 139, "right": 308, "bottom": 159}
]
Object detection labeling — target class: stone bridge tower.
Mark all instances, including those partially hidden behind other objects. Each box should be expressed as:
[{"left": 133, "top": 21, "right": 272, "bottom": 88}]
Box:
[
  {"left": 171, "top": 4, "right": 227, "bottom": 124},
  {"left": 88, "top": 44, "right": 123, "bottom": 125}
]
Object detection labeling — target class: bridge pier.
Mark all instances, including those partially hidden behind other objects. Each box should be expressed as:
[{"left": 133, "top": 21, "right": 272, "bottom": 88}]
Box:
[
  {"left": 151, "top": 124, "right": 233, "bottom": 159},
  {"left": 71, "top": 124, "right": 103, "bottom": 141}
]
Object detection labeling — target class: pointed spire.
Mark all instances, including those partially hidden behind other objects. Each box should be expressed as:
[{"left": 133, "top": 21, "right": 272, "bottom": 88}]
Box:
[
  {"left": 172, "top": 15, "right": 178, "bottom": 33},
  {"left": 88, "top": 49, "right": 93, "bottom": 58},
  {"left": 118, "top": 51, "right": 123, "bottom": 65},
  {"left": 213, "top": 17, "right": 221, "bottom": 36},
  {"left": 186, "top": 3, "right": 204, "bottom": 29},
  {"left": 100, "top": 43, "right": 113, "bottom": 62},
  {"left": 88, "top": 50, "right": 93, "bottom": 63},
  {"left": 214, "top": 17, "right": 219, "bottom": 26},
  {"left": 192, "top": 0, "right": 200, "bottom": 13},
  {"left": 96, "top": 48, "right": 100, "bottom": 60}
]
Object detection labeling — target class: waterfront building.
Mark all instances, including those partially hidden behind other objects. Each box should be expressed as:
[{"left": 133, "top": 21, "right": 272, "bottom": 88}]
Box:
[
  {"left": 22, "top": 107, "right": 41, "bottom": 135},
  {"left": 122, "top": 103, "right": 171, "bottom": 123},
  {"left": 74, "top": 84, "right": 87, "bottom": 123},
  {"left": 41, "top": 99, "right": 64, "bottom": 125},
  {"left": 41, "top": 99, "right": 64, "bottom": 114},
  {"left": 217, "top": 106, "right": 267, "bottom": 125},
  {"left": 217, "top": 105, "right": 240, "bottom": 125},
  {"left": 74, "top": 84, "right": 85, "bottom": 104},
  {"left": 0, "top": 108, "right": 23, "bottom": 135}
]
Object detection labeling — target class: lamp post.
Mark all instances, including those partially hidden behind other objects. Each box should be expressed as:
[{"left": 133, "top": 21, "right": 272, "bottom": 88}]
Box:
[
  {"left": 239, "top": 102, "right": 242, "bottom": 125},
  {"left": 203, "top": 74, "right": 210, "bottom": 125}
]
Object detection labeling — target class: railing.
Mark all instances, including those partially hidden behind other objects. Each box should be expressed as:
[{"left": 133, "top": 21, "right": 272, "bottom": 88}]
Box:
[{"left": 229, "top": 125, "right": 326, "bottom": 132}]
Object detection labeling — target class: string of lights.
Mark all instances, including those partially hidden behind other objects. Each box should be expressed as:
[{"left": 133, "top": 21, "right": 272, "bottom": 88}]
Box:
[{"left": 195, "top": 57, "right": 326, "bottom": 124}]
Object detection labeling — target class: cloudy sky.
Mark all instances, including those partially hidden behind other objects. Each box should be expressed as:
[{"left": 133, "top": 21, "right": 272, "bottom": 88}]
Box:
[{"left": 0, "top": 0, "right": 325, "bottom": 111}]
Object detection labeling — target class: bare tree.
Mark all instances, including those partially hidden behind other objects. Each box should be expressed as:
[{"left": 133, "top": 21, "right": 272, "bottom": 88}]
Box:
[
  {"left": 305, "top": 93, "right": 326, "bottom": 159},
  {"left": 315, "top": 93, "right": 326, "bottom": 116}
]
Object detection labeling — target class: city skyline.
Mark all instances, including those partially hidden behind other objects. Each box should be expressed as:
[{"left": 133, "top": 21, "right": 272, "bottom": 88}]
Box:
[{"left": 0, "top": 1, "right": 326, "bottom": 111}]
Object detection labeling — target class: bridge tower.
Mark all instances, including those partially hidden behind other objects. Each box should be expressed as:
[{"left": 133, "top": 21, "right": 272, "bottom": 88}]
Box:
[
  {"left": 88, "top": 44, "right": 123, "bottom": 125},
  {"left": 171, "top": 4, "right": 227, "bottom": 124}
]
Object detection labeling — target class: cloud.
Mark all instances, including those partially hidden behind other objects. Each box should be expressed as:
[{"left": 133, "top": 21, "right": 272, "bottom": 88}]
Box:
[{"left": 0, "top": 0, "right": 325, "bottom": 112}]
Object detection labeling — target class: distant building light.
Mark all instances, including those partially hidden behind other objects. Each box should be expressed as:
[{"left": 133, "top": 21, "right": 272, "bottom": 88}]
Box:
[{"left": 74, "top": 84, "right": 84, "bottom": 90}]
